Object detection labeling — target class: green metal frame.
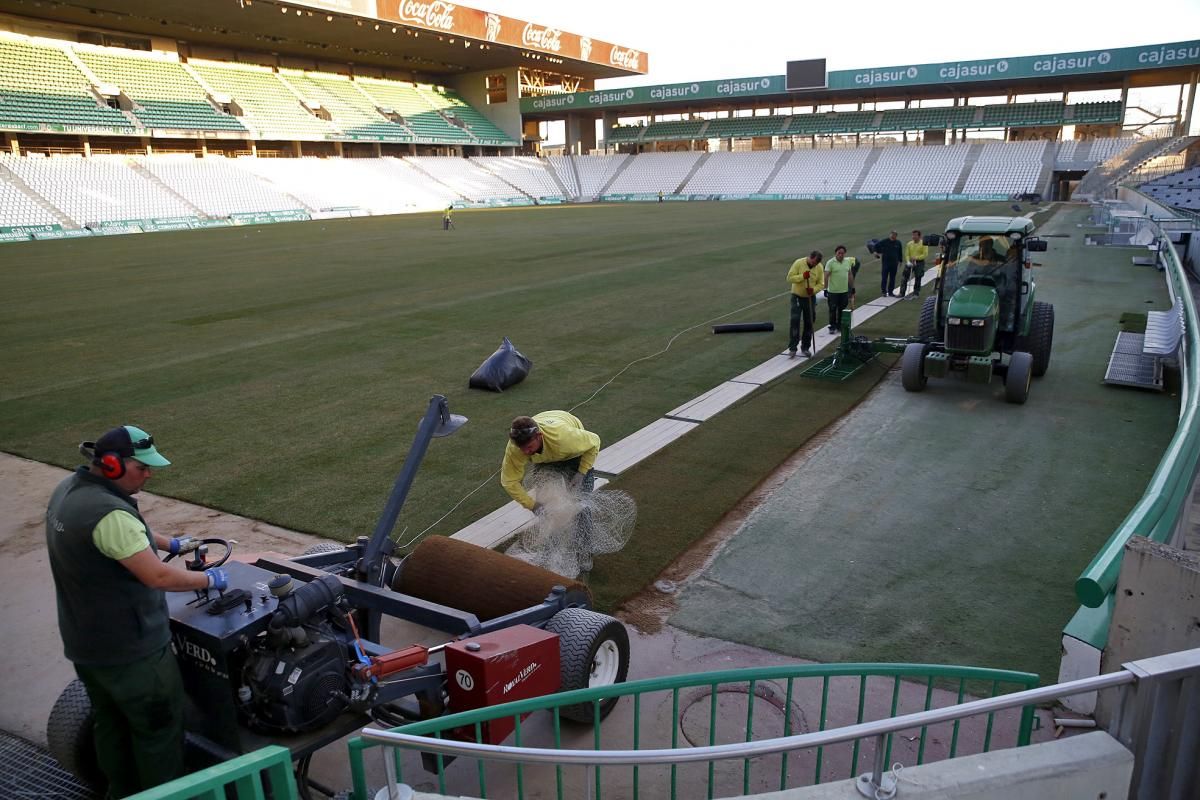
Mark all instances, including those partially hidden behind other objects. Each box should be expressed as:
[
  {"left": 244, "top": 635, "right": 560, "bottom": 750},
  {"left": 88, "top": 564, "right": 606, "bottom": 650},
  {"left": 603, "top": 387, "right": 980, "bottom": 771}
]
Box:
[
  {"left": 803, "top": 310, "right": 908, "bottom": 381},
  {"left": 347, "top": 662, "right": 1038, "bottom": 800},
  {"left": 124, "top": 745, "right": 298, "bottom": 800},
  {"left": 1067, "top": 193, "right": 1200, "bottom": 649}
]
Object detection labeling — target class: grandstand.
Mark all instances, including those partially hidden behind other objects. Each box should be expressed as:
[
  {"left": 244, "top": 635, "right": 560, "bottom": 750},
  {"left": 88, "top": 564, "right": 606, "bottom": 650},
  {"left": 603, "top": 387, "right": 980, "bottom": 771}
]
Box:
[
  {"left": 1140, "top": 165, "right": 1200, "bottom": 210},
  {"left": 0, "top": 137, "right": 1165, "bottom": 230}
]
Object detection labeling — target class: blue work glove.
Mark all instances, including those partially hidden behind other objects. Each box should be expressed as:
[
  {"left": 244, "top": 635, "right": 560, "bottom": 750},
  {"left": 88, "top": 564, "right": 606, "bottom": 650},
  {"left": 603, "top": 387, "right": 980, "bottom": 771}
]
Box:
[
  {"left": 168, "top": 537, "right": 200, "bottom": 555},
  {"left": 531, "top": 502, "right": 546, "bottom": 517},
  {"left": 205, "top": 567, "right": 229, "bottom": 591}
]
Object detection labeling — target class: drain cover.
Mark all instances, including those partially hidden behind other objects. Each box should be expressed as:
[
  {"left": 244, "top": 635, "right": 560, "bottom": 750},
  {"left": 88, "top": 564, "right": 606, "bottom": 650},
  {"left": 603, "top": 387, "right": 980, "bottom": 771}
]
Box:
[{"left": 0, "top": 731, "right": 97, "bottom": 800}]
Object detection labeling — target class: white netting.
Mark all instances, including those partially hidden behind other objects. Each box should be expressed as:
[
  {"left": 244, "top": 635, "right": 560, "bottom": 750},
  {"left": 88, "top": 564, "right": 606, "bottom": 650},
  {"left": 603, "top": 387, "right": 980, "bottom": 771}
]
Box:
[{"left": 505, "top": 471, "right": 636, "bottom": 578}]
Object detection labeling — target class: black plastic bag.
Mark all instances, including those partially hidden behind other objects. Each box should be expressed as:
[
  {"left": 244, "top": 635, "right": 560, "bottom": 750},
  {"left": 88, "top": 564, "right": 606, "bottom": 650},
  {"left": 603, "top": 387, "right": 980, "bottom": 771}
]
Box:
[{"left": 468, "top": 337, "right": 532, "bottom": 392}]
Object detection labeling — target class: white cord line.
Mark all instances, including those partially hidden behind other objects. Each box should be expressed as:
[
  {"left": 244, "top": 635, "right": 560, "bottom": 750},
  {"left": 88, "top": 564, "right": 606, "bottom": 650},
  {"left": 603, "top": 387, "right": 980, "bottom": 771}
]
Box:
[
  {"left": 399, "top": 290, "right": 790, "bottom": 547},
  {"left": 569, "top": 290, "right": 789, "bottom": 414}
]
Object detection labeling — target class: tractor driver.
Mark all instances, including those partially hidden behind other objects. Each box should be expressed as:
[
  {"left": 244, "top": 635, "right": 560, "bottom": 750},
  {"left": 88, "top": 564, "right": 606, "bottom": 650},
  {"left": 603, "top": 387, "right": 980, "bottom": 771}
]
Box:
[
  {"left": 45, "top": 425, "right": 228, "bottom": 797},
  {"left": 968, "top": 236, "right": 1003, "bottom": 268},
  {"left": 502, "top": 411, "right": 600, "bottom": 515}
]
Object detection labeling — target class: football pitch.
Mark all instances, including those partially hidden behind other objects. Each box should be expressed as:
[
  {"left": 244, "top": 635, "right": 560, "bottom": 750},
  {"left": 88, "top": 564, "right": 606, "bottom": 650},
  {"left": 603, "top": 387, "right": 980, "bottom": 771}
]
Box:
[{"left": 1, "top": 199, "right": 1011, "bottom": 607}]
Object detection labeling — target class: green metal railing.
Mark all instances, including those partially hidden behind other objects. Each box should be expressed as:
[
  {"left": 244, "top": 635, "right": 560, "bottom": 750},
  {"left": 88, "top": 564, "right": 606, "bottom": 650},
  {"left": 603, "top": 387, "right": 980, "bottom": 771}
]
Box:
[
  {"left": 1066, "top": 192, "right": 1200, "bottom": 649},
  {"left": 347, "top": 663, "right": 1038, "bottom": 800},
  {"left": 125, "top": 745, "right": 298, "bottom": 800}
]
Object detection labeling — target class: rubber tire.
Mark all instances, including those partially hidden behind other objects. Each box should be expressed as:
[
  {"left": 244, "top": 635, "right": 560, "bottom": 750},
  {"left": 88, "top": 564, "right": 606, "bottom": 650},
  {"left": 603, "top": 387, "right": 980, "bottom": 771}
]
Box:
[
  {"left": 1020, "top": 301, "right": 1054, "bottom": 377},
  {"left": 544, "top": 608, "right": 630, "bottom": 724},
  {"left": 47, "top": 679, "right": 106, "bottom": 795},
  {"left": 1006, "top": 351, "right": 1034, "bottom": 404},
  {"left": 901, "top": 343, "right": 929, "bottom": 392},
  {"left": 917, "top": 295, "right": 938, "bottom": 340}
]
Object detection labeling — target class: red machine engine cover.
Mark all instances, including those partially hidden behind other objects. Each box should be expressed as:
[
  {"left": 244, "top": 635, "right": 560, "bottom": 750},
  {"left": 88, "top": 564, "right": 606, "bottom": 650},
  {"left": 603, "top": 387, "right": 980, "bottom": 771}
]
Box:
[{"left": 445, "top": 625, "right": 561, "bottom": 744}]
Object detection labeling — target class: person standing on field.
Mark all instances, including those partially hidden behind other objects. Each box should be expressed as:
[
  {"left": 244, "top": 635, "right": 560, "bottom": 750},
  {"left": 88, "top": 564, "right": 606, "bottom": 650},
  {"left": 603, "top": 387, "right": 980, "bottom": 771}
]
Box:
[
  {"left": 874, "top": 231, "right": 903, "bottom": 297},
  {"left": 824, "top": 245, "right": 856, "bottom": 333},
  {"left": 787, "top": 250, "right": 824, "bottom": 358},
  {"left": 902, "top": 229, "right": 929, "bottom": 299}
]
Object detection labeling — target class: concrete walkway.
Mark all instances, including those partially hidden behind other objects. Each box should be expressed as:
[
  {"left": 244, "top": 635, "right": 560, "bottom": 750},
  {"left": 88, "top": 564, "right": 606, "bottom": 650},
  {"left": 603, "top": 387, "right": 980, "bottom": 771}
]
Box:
[{"left": 668, "top": 205, "right": 1180, "bottom": 683}]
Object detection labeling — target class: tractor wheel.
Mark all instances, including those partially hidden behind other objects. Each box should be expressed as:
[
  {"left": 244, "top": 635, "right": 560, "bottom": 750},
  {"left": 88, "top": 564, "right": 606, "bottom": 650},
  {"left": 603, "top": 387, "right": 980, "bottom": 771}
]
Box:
[
  {"left": 545, "top": 608, "right": 630, "bottom": 724},
  {"left": 901, "top": 343, "right": 929, "bottom": 392},
  {"left": 917, "top": 295, "right": 938, "bottom": 340},
  {"left": 47, "top": 679, "right": 106, "bottom": 795},
  {"left": 1005, "top": 351, "right": 1034, "bottom": 404},
  {"left": 1022, "top": 302, "right": 1055, "bottom": 377}
]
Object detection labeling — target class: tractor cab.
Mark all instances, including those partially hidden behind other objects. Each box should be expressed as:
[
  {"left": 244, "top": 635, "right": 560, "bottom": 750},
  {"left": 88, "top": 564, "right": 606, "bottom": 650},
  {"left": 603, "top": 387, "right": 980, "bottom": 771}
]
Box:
[
  {"left": 903, "top": 215, "right": 1053, "bottom": 403},
  {"left": 930, "top": 217, "right": 1046, "bottom": 356}
]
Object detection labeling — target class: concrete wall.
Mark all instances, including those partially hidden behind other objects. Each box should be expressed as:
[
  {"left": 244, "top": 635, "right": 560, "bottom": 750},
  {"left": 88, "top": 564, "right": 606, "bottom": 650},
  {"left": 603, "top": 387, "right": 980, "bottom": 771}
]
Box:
[
  {"left": 451, "top": 68, "right": 522, "bottom": 145},
  {"left": 1096, "top": 536, "right": 1200, "bottom": 729}
]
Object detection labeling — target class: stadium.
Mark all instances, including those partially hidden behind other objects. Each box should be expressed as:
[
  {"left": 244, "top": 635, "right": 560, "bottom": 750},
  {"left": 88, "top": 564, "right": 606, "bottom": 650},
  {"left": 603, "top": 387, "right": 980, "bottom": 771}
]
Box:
[{"left": 0, "top": 0, "right": 1199, "bottom": 798}]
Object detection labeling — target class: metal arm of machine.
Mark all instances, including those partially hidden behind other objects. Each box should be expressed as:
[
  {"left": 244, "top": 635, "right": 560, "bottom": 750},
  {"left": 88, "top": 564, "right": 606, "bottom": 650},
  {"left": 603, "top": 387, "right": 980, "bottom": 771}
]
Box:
[{"left": 359, "top": 395, "right": 467, "bottom": 586}]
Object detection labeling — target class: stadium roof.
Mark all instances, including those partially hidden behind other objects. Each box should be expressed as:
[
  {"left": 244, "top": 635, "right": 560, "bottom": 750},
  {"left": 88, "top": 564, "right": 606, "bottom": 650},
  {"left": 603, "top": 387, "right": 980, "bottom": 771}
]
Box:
[
  {"left": 0, "top": 0, "right": 648, "bottom": 79},
  {"left": 522, "top": 40, "right": 1200, "bottom": 118}
]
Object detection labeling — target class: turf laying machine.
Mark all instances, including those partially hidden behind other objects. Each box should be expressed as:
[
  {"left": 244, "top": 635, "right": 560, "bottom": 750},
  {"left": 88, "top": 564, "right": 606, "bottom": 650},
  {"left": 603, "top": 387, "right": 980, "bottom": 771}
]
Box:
[
  {"left": 47, "top": 396, "right": 630, "bottom": 797},
  {"left": 807, "top": 216, "right": 1053, "bottom": 404}
]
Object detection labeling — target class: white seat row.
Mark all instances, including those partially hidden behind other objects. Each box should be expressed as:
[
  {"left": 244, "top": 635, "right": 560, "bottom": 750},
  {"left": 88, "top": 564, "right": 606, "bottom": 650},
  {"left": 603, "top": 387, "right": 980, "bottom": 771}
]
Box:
[
  {"left": 764, "top": 148, "right": 872, "bottom": 194},
  {"left": 680, "top": 150, "right": 784, "bottom": 194},
  {"left": 605, "top": 151, "right": 705, "bottom": 195}
]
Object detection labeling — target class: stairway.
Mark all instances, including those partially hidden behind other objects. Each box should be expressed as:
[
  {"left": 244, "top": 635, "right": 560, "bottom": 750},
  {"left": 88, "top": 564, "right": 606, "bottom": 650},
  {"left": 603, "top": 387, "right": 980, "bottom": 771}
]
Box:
[{"left": 0, "top": 162, "right": 77, "bottom": 228}]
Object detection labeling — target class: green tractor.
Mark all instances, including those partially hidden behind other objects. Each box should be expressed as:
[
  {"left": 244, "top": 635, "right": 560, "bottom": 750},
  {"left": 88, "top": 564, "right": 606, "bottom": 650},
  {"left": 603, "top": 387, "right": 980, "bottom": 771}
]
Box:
[{"left": 902, "top": 216, "right": 1054, "bottom": 404}]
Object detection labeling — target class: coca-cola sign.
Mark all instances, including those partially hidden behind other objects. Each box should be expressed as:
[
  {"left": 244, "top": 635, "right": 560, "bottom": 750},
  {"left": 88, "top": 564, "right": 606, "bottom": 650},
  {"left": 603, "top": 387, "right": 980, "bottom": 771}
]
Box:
[
  {"left": 610, "top": 46, "right": 641, "bottom": 71},
  {"left": 522, "top": 23, "right": 562, "bottom": 52},
  {"left": 396, "top": 0, "right": 456, "bottom": 30}
]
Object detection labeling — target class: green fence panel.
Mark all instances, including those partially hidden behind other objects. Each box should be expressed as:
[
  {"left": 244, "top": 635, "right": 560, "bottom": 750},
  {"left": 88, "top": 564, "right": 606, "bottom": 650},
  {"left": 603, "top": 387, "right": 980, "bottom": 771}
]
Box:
[{"left": 124, "top": 745, "right": 297, "bottom": 800}]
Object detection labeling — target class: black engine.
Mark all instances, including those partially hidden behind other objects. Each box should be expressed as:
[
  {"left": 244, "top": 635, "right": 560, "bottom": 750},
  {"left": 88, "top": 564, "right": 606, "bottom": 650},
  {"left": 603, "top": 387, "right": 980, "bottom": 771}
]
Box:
[{"left": 238, "top": 573, "right": 356, "bottom": 734}]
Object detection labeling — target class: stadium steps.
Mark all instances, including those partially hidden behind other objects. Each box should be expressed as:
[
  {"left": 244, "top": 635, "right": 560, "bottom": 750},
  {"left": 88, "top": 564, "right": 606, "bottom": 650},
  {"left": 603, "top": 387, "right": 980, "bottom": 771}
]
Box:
[
  {"left": 757, "top": 150, "right": 793, "bottom": 193},
  {"left": 348, "top": 80, "right": 417, "bottom": 139},
  {"left": 847, "top": 147, "right": 883, "bottom": 194},
  {"left": 273, "top": 70, "right": 346, "bottom": 135},
  {"left": 61, "top": 47, "right": 102, "bottom": 87},
  {"left": 952, "top": 143, "right": 986, "bottom": 193},
  {"left": 0, "top": 162, "right": 76, "bottom": 228},
  {"left": 675, "top": 152, "right": 711, "bottom": 193},
  {"left": 1037, "top": 142, "right": 1059, "bottom": 198},
  {"left": 541, "top": 157, "right": 572, "bottom": 199},
  {"left": 398, "top": 157, "right": 468, "bottom": 203},
  {"left": 126, "top": 160, "right": 209, "bottom": 218},
  {"left": 567, "top": 156, "right": 584, "bottom": 200},
  {"left": 471, "top": 160, "right": 536, "bottom": 202},
  {"left": 596, "top": 154, "right": 636, "bottom": 196}
]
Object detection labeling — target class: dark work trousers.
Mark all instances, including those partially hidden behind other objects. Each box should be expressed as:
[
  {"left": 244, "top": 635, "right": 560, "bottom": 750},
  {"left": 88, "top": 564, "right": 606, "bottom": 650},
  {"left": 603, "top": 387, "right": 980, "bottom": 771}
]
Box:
[
  {"left": 827, "top": 291, "right": 850, "bottom": 330},
  {"left": 74, "top": 645, "right": 185, "bottom": 799},
  {"left": 881, "top": 262, "right": 899, "bottom": 295},
  {"left": 789, "top": 293, "right": 817, "bottom": 352},
  {"left": 901, "top": 260, "right": 925, "bottom": 297}
]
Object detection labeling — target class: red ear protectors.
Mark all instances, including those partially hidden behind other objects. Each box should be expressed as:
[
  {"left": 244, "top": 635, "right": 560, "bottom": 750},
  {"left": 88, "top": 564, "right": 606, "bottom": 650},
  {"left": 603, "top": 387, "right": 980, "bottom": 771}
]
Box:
[{"left": 97, "top": 452, "right": 125, "bottom": 480}]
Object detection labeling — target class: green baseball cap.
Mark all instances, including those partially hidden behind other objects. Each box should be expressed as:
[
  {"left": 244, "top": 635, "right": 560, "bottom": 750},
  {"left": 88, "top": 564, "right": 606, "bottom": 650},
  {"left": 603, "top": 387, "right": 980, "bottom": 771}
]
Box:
[{"left": 94, "top": 425, "right": 171, "bottom": 467}]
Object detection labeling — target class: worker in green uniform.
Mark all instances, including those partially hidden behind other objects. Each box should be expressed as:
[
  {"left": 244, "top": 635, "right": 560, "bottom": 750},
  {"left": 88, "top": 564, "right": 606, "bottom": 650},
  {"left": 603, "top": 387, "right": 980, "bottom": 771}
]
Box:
[
  {"left": 902, "top": 229, "right": 929, "bottom": 299},
  {"left": 501, "top": 411, "right": 600, "bottom": 514},
  {"left": 46, "top": 425, "right": 227, "bottom": 798},
  {"left": 824, "top": 245, "right": 856, "bottom": 333}
]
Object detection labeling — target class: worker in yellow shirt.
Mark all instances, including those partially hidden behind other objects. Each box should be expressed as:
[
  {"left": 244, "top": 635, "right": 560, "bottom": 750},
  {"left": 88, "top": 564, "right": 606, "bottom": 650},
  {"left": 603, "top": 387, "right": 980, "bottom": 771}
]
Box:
[
  {"left": 501, "top": 411, "right": 600, "bottom": 514},
  {"left": 902, "top": 230, "right": 929, "bottom": 299},
  {"left": 786, "top": 250, "right": 824, "bottom": 358}
]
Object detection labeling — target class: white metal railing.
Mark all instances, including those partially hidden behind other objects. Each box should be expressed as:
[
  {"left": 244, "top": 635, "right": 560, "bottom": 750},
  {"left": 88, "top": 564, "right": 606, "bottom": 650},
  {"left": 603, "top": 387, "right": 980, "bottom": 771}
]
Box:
[{"left": 362, "top": 648, "right": 1200, "bottom": 800}]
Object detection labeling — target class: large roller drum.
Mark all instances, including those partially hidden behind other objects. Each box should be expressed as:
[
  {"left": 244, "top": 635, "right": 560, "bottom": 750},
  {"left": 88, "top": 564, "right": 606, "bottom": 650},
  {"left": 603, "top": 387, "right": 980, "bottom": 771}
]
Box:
[{"left": 394, "top": 536, "right": 591, "bottom": 620}]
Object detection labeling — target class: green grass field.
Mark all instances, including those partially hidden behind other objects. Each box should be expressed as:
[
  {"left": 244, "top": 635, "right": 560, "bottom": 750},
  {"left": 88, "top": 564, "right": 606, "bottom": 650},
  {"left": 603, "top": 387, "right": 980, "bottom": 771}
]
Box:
[{"left": 1, "top": 200, "right": 1013, "bottom": 597}]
